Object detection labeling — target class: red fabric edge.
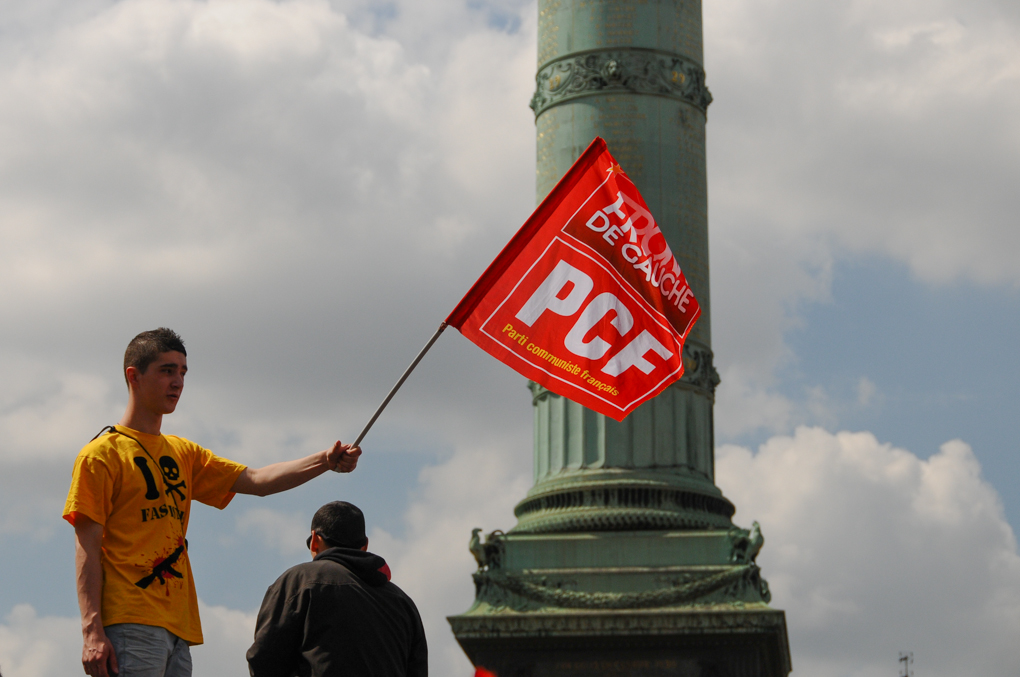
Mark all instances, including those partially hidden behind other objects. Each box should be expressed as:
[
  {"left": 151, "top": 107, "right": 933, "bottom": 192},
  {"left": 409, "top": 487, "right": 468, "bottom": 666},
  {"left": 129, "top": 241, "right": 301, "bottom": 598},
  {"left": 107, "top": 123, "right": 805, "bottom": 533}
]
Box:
[{"left": 445, "top": 137, "right": 607, "bottom": 329}]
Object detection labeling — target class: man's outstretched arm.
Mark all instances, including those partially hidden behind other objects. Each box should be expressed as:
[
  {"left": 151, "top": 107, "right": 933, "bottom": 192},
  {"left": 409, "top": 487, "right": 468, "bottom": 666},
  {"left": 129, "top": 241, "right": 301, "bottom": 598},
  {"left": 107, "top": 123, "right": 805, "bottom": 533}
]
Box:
[
  {"left": 231, "top": 441, "right": 361, "bottom": 497},
  {"left": 74, "top": 516, "right": 118, "bottom": 677}
]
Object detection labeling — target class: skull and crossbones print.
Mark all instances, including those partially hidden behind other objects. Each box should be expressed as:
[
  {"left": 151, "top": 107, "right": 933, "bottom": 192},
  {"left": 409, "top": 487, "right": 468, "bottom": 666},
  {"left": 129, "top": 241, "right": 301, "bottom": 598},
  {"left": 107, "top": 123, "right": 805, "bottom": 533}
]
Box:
[{"left": 159, "top": 455, "right": 187, "bottom": 501}]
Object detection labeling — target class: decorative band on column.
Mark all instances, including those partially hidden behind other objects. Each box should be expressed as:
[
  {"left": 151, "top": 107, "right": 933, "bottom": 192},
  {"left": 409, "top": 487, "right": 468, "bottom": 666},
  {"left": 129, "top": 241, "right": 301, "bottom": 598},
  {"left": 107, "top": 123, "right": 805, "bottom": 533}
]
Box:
[
  {"left": 527, "top": 342, "right": 719, "bottom": 404},
  {"left": 530, "top": 47, "right": 713, "bottom": 118},
  {"left": 679, "top": 341, "right": 721, "bottom": 396},
  {"left": 511, "top": 482, "right": 736, "bottom": 534}
]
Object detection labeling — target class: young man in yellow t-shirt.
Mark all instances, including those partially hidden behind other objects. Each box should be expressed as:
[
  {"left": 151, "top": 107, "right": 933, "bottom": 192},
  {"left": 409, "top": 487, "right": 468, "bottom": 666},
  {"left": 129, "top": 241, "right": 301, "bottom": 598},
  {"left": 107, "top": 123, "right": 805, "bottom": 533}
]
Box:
[{"left": 63, "top": 328, "right": 362, "bottom": 677}]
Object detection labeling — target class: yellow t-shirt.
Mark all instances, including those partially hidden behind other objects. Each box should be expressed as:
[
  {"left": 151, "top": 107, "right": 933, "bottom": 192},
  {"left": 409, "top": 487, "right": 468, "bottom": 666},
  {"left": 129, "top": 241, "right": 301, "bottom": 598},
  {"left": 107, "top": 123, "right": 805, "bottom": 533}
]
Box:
[{"left": 63, "top": 425, "right": 247, "bottom": 645}]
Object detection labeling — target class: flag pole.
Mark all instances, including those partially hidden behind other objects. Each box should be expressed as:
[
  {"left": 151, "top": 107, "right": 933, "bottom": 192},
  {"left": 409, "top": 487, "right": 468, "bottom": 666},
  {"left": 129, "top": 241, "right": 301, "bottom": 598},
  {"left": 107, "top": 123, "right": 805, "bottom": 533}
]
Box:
[{"left": 335, "top": 322, "right": 448, "bottom": 468}]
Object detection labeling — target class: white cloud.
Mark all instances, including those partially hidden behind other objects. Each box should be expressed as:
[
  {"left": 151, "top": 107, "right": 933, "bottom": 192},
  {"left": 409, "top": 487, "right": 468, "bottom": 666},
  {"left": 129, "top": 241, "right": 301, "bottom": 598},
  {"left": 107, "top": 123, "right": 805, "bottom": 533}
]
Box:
[
  {"left": 434, "top": 12, "right": 536, "bottom": 202},
  {"left": 717, "top": 427, "right": 1020, "bottom": 677},
  {"left": 707, "top": 0, "right": 1020, "bottom": 289},
  {"left": 0, "top": 464, "right": 68, "bottom": 539},
  {"left": 0, "top": 0, "right": 431, "bottom": 292},
  {"left": 856, "top": 376, "right": 878, "bottom": 407},
  {"left": 0, "top": 605, "right": 80, "bottom": 677},
  {"left": 191, "top": 601, "right": 258, "bottom": 677},
  {"left": 370, "top": 441, "right": 532, "bottom": 677},
  {"left": 0, "top": 601, "right": 256, "bottom": 677},
  {"left": 0, "top": 0, "right": 537, "bottom": 444},
  {"left": 233, "top": 507, "right": 309, "bottom": 558},
  {"left": 706, "top": 0, "right": 1020, "bottom": 436},
  {"left": 714, "top": 366, "right": 796, "bottom": 438},
  {"left": 0, "top": 360, "right": 118, "bottom": 463}
]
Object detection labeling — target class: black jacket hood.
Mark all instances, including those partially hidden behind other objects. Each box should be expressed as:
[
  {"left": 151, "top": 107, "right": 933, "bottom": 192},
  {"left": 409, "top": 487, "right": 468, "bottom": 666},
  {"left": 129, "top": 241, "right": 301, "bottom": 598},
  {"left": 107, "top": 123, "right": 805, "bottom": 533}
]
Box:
[
  {"left": 248, "top": 545, "right": 427, "bottom": 676},
  {"left": 314, "top": 547, "right": 391, "bottom": 587}
]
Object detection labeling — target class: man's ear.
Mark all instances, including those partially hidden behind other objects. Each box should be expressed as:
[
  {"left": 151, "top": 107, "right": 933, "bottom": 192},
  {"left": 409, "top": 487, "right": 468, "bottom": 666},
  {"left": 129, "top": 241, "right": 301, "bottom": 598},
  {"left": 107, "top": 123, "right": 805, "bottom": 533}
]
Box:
[
  {"left": 360, "top": 538, "right": 369, "bottom": 552},
  {"left": 125, "top": 366, "right": 139, "bottom": 390}
]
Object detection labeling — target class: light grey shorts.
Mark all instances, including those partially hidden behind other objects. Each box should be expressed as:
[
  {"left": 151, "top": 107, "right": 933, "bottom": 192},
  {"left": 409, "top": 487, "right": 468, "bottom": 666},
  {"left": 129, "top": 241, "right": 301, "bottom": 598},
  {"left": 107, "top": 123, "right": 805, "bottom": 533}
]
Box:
[{"left": 105, "top": 623, "right": 192, "bottom": 677}]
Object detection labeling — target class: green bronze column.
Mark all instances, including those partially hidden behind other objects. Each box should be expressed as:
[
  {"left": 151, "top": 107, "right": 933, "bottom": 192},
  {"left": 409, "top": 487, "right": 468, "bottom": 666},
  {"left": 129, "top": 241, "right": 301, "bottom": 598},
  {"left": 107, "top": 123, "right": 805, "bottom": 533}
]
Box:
[
  {"left": 450, "top": 3, "right": 791, "bottom": 675},
  {"left": 518, "top": 0, "right": 729, "bottom": 542}
]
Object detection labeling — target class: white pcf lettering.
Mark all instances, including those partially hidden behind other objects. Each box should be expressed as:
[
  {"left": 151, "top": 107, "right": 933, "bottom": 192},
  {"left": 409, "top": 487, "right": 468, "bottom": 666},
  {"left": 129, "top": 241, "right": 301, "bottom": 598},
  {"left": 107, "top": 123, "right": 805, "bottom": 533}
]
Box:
[
  {"left": 516, "top": 259, "right": 676, "bottom": 379},
  {"left": 602, "top": 330, "right": 673, "bottom": 377},
  {"left": 516, "top": 261, "right": 594, "bottom": 327},
  {"left": 563, "top": 292, "right": 634, "bottom": 359}
]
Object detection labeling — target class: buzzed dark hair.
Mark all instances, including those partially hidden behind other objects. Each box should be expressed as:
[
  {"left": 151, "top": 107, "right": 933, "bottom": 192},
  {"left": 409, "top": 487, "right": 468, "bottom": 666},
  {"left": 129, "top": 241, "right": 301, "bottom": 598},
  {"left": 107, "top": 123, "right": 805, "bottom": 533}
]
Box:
[
  {"left": 311, "top": 501, "right": 368, "bottom": 549},
  {"left": 124, "top": 328, "right": 187, "bottom": 385}
]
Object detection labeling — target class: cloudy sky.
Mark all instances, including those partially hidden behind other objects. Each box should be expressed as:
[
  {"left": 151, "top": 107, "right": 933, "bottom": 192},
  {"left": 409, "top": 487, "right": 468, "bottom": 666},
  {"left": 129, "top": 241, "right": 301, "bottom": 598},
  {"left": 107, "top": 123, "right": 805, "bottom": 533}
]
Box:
[{"left": 0, "top": 0, "right": 1017, "bottom": 676}]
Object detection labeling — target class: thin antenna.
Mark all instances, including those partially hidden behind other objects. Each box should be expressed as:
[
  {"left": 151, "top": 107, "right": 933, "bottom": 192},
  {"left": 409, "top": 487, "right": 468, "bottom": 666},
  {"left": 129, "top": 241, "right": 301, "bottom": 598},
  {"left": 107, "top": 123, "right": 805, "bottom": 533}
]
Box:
[{"left": 899, "top": 652, "right": 913, "bottom": 677}]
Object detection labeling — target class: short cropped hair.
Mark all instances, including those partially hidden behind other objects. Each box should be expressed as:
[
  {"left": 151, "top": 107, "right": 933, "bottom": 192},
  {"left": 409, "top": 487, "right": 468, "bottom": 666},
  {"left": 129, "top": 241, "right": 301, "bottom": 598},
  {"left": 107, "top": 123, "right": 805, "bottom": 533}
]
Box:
[
  {"left": 124, "top": 328, "right": 187, "bottom": 385},
  {"left": 310, "top": 501, "right": 368, "bottom": 549}
]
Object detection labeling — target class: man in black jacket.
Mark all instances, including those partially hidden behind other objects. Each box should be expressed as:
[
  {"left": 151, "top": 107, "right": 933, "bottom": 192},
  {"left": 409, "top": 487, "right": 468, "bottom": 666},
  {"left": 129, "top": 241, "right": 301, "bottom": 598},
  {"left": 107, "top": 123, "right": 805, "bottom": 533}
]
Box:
[{"left": 247, "top": 501, "right": 428, "bottom": 676}]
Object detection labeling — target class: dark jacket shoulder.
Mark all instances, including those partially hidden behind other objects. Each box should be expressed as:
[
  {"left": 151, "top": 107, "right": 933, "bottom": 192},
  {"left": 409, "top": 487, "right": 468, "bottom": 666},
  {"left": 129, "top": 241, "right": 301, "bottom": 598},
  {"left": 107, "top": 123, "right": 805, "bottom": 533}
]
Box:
[{"left": 248, "top": 548, "right": 427, "bottom": 677}]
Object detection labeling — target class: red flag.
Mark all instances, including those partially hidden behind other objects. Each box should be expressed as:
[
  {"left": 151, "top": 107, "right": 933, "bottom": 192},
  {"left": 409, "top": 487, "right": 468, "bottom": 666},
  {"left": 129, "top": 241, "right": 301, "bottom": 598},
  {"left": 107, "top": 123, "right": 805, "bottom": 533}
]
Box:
[{"left": 447, "top": 137, "right": 701, "bottom": 421}]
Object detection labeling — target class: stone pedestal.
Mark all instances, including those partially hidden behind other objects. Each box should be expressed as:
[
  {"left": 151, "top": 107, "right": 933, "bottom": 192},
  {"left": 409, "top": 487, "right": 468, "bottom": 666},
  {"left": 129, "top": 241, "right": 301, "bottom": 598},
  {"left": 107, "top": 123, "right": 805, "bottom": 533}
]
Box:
[
  {"left": 450, "top": 530, "right": 790, "bottom": 677},
  {"left": 452, "top": 609, "right": 789, "bottom": 677}
]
